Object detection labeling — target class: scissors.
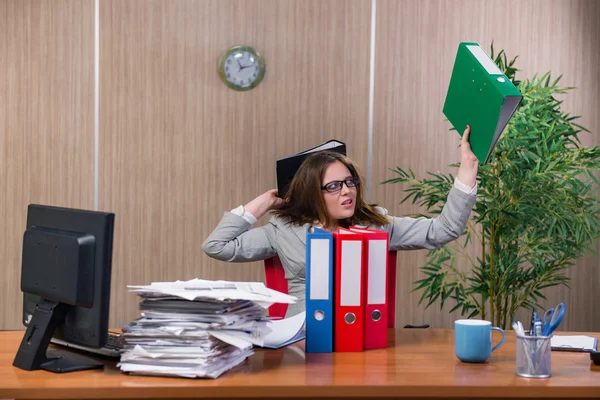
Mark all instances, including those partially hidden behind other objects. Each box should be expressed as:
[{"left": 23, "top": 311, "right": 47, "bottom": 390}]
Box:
[{"left": 541, "top": 303, "right": 566, "bottom": 336}]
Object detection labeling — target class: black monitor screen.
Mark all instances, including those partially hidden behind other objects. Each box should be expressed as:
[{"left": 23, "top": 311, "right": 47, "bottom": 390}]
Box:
[{"left": 16, "top": 204, "right": 114, "bottom": 373}]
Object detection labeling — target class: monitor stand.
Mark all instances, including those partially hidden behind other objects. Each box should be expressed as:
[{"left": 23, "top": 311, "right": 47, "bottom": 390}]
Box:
[{"left": 13, "top": 299, "right": 104, "bottom": 373}]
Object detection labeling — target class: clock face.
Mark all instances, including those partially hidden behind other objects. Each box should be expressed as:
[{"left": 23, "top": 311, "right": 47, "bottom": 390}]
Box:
[{"left": 218, "top": 46, "right": 265, "bottom": 91}]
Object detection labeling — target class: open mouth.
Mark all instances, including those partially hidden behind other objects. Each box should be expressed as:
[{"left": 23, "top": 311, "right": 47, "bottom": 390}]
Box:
[{"left": 342, "top": 198, "right": 353, "bottom": 208}]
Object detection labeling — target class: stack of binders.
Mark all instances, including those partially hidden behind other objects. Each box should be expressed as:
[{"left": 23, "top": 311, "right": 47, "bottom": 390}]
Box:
[{"left": 305, "top": 227, "right": 390, "bottom": 353}]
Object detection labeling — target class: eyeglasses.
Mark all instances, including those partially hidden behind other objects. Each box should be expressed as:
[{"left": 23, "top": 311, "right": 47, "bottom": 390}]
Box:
[{"left": 321, "top": 177, "right": 359, "bottom": 193}]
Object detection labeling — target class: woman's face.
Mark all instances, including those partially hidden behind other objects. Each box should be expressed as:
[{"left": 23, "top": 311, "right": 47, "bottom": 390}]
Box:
[{"left": 321, "top": 161, "right": 357, "bottom": 221}]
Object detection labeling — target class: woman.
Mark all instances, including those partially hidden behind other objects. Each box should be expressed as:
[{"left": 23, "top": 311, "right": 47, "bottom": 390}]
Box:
[{"left": 202, "top": 127, "right": 478, "bottom": 317}]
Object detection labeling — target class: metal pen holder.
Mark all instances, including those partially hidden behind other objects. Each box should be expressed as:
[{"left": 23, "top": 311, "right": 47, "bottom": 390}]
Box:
[{"left": 515, "top": 333, "right": 552, "bottom": 378}]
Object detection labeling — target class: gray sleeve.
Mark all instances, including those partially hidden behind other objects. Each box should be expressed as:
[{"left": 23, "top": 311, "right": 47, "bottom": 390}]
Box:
[
  {"left": 202, "top": 212, "right": 277, "bottom": 262},
  {"left": 385, "top": 186, "right": 476, "bottom": 250}
]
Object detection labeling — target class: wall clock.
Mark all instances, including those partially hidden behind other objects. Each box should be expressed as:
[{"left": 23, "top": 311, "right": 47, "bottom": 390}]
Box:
[{"left": 217, "top": 45, "right": 265, "bottom": 91}]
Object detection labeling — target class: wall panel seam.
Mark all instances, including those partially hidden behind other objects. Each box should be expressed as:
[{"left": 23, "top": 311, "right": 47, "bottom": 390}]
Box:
[
  {"left": 367, "top": 0, "right": 377, "bottom": 202},
  {"left": 94, "top": 0, "right": 100, "bottom": 210}
]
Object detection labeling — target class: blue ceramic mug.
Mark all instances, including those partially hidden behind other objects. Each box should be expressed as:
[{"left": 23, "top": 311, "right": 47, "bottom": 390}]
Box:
[{"left": 454, "top": 319, "right": 506, "bottom": 363}]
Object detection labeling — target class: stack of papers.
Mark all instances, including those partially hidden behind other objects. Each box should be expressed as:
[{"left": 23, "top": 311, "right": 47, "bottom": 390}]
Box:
[{"left": 117, "top": 279, "right": 298, "bottom": 379}]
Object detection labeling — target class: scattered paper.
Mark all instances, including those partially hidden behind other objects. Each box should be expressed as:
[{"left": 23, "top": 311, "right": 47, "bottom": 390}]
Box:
[
  {"left": 260, "top": 311, "right": 306, "bottom": 350},
  {"left": 128, "top": 279, "right": 297, "bottom": 306}
]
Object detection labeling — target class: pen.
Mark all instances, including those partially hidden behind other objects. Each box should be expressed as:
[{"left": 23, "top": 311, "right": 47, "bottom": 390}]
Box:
[
  {"left": 518, "top": 321, "right": 525, "bottom": 335},
  {"left": 514, "top": 321, "right": 535, "bottom": 373},
  {"left": 530, "top": 310, "right": 538, "bottom": 335},
  {"left": 534, "top": 320, "right": 543, "bottom": 337},
  {"left": 512, "top": 321, "right": 522, "bottom": 335}
]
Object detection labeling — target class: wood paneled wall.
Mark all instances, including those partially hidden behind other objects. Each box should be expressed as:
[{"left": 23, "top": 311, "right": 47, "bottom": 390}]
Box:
[
  {"left": 0, "top": 0, "right": 95, "bottom": 328},
  {"left": 0, "top": 0, "right": 598, "bottom": 332}
]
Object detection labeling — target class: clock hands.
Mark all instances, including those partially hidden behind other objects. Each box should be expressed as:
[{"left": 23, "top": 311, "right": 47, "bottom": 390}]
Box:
[{"left": 237, "top": 60, "right": 255, "bottom": 71}]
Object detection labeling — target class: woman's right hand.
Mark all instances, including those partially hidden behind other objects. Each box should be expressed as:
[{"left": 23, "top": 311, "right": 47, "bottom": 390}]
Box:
[{"left": 243, "top": 189, "right": 285, "bottom": 220}]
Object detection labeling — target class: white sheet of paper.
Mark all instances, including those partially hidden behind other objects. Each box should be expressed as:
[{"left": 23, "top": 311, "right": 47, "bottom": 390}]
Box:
[
  {"left": 127, "top": 279, "right": 297, "bottom": 305},
  {"left": 260, "top": 311, "right": 306, "bottom": 349},
  {"left": 118, "top": 349, "right": 252, "bottom": 379}
]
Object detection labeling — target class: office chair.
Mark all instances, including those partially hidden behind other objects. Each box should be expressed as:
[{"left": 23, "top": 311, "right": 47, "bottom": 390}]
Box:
[
  {"left": 263, "top": 252, "right": 399, "bottom": 328},
  {"left": 263, "top": 256, "right": 290, "bottom": 320}
]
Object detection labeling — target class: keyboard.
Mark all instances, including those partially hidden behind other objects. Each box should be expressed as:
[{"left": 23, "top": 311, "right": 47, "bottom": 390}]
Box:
[{"left": 51, "top": 332, "right": 123, "bottom": 358}]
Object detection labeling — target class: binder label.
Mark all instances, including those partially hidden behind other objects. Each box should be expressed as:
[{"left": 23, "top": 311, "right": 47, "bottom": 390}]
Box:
[
  {"left": 367, "top": 240, "right": 387, "bottom": 304},
  {"left": 309, "top": 239, "right": 330, "bottom": 300},
  {"left": 340, "top": 241, "right": 362, "bottom": 306},
  {"left": 466, "top": 44, "right": 503, "bottom": 76}
]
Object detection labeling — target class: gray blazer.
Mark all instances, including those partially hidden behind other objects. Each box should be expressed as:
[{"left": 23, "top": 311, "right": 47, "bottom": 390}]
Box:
[{"left": 202, "top": 186, "right": 476, "bottom": 317}]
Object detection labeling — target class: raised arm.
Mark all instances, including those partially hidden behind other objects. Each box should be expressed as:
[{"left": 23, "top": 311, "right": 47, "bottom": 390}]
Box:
[
  {"left": 202, "top": 189, "right": 285, "bottom": 262},
  {"left": 384, "top": 185, "right": 476, "bottom": 250},
  {"left": 243, "top": 189, "right": 285, "bottom": 220},
  {"left": 384, "top": 126, "right": 478, "bottom": 250}
]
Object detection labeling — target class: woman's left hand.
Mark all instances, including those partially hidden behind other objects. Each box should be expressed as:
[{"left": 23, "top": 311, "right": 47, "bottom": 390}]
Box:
[{"left": 456, "top": 125, "right": 479, "bottom": 188}]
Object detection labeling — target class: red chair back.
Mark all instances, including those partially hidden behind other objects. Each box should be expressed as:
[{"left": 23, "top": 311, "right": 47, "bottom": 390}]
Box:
[
  {"left": 264, "top": 256, "right": 289, "bottom": 319},
  {"left": 263, "top": 252, "right": 398, "bottom": 327},
  {"left": 386, "top": 251, "right": 398, "bottom": 329}
]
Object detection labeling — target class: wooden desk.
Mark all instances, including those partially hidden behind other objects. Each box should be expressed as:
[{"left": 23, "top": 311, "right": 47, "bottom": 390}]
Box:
[{"left": 1, "top": 329, "right": 599, "bottom": 399}]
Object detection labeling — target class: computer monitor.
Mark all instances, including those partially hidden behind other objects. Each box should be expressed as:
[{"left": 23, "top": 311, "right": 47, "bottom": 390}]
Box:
[{"left": 14, "top": 204, "right": 115, "bottom": 373}]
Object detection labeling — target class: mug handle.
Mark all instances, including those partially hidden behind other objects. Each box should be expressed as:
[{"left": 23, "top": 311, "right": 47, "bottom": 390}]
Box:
[{"left": 491, "top": 327, "right": 506, "bottom": 352}]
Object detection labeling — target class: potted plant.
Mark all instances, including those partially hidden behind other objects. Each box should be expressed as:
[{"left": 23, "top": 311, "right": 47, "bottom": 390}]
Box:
[{"left": 384, "top": 44, "right": 600, "bottom": 329}]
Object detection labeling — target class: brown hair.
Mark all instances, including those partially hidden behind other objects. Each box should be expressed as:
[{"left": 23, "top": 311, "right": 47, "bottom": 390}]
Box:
[{"left": 271, "top": 151, "right": 389, "bottom": 229}]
